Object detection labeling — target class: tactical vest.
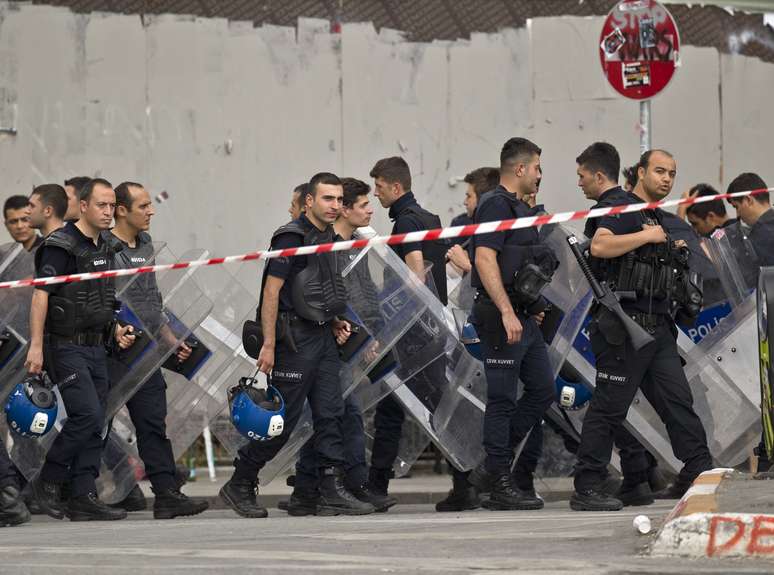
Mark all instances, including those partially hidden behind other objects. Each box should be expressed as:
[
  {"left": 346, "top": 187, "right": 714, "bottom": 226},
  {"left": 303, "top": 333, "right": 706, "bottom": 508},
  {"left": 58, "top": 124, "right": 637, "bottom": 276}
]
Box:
[
  {"left": 470, "top": 188, "right": 557, "bottom": 292},
  {"left": 394, "top": 204, "right": 449, "bottom": 305},
  {"left": 267, "top": 221, "right": 347, "bottom": 323},
  {"left": 112, "top": 232, "right": 164, "bottom": 331},
  {"left": 37, "top": 229, "right": 118, "bottom": 337}
]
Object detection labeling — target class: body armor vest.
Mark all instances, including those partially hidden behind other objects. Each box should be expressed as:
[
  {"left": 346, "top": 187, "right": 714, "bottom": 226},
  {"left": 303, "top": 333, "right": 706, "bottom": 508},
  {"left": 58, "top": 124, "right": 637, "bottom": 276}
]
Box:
[
  {"left": 470, "top": 188, "right": 557, "bottom": 293},
  {"left": 37, "top": 229, "right": 118, "bottom": 336},
  {"left": 113, "top": 232, "right": 164, "bottom": 332},
  {"left": 393, "top": 204, "right": 449, "bottom": 305},
  {"left": 270, "top": 221, "right": 347, "bottom": 323}
]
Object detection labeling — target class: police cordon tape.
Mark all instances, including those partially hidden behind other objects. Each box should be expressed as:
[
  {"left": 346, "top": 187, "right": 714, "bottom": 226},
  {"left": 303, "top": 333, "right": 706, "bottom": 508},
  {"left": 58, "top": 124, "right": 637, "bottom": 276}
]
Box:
[{"left": 0, "top": 187, "right": 771, "bottom": 291}]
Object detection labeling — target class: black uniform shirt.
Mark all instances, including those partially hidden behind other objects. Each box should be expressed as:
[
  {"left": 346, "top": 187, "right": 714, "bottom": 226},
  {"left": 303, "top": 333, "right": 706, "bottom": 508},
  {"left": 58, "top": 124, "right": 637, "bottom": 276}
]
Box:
[
  {"left": 473, "top": 186, "right": 540, "bottom": 253},
  {"left": 750, "top": 208, "right": 774, "bottom": 267},
  {"left": 449, "top": 212, "right": 474, "bottom": 247},
  {"left": 584, "top": 186, "right": 629, "bottom": 239},
  {"left": 596, "top": 192, "right": 670, "bottom": 315},
  {"left": 35, "top": 222, "right": 107, "bottom": 294},
  {"left": 388, "top": 192, "right": 426, "bottom": 259}
]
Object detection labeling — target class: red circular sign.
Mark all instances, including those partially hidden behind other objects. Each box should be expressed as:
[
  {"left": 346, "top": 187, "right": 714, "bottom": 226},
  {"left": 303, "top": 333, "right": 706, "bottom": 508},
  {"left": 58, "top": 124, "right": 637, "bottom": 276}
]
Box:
[{"left": 599, "top": 0, "right": 680, "bottom": 100}]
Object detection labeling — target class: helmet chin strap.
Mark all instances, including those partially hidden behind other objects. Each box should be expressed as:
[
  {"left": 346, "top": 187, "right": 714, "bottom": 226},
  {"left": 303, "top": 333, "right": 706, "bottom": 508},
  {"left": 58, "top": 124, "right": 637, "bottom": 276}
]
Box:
[{"left": 250, "top": 367, "right": 269, "bottom": 391}]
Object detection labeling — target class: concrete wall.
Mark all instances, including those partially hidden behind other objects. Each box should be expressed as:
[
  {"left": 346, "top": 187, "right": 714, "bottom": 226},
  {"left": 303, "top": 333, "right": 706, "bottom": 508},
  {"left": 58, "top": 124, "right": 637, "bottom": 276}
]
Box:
[{"left": 1, "top": 3, "right": 773, "bottom": 278}]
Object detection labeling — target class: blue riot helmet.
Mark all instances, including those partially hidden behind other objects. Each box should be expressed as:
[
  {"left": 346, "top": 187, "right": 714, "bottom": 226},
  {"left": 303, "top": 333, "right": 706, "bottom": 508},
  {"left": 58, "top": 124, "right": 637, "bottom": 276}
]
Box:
[
  {"left": 4, "top": 372, "right": 58, "bottom": 438},
  {"left": 228, "top": 374, "right": 285, "bottom": 442},
  {"left": 461, "top": 321, "right": 482, "bottom": 361},
  {"left": 556, "top": 362, "right": 592, "bottom": 410}
]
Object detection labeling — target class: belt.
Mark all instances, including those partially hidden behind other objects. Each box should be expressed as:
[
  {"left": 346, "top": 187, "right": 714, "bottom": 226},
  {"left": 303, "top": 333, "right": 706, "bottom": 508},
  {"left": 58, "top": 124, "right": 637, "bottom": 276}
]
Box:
[
  {"left": 278, "top": 311, "right": 329, "bottom": 327},
  {"left": 48, "top": 331, "right": 107, "bottom": 347},
  {"left": 628, "top": 312, "right": 669, "bottom": 333},
  {"left": 475, "top": 290, "right": 531, "bottom": 316}
]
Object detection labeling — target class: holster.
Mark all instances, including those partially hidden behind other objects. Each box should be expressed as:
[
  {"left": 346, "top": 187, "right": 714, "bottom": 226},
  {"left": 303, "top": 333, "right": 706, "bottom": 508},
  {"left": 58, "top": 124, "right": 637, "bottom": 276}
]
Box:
[{"left": 242, "top": 313, "right": 298, "bottom": 359}]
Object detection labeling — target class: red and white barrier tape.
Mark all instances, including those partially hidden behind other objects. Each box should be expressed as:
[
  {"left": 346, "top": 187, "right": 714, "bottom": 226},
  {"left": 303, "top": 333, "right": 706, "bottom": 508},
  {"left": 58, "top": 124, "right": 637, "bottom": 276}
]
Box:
[{"left": 1, "top": 188, "right": 770, "bottom": 291}]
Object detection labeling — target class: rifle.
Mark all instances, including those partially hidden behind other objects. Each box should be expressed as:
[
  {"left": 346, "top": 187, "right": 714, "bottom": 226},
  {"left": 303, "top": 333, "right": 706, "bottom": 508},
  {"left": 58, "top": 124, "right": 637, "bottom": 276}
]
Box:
[{"left": 566, "top": 234, "right": 654, "bottom": 351}]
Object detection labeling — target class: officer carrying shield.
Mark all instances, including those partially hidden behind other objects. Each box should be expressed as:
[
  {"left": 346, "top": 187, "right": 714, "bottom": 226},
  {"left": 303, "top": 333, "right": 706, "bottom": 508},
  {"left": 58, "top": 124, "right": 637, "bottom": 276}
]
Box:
[
  {"left": 25, "top": 178, "right": 137, "bottom": 521},
  {"left": 571, "top": 149, "right": 714, "bottom": 511},
  {"left": 469, "top": 137, "right": 557, "bottom": 510},
  {"left": 105, "top": 181, "right": 209, "bottom": 519},
  {"left": 220, "top": 172, "right": 374, "bottom": 518}
]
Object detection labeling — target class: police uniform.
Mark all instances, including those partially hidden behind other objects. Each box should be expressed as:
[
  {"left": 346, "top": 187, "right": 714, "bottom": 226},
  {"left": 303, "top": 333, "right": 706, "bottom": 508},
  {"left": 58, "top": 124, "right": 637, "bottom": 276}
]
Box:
[
  {"left": 449, "top": 212, "right": 474, "bottom": 246},
  {"left": 573, "top": 193, "right": 713, "bottom": 500},
  {"left": 369, "top": 191, "right": 449, "bottom": 493},
  {"left": 227, "top": 213, "right": 371, "bottom": 515},
  {"left": 470, "top": 186, "right": 556, "bottom": 505},
  {"left": 33, "top": 222, "right": 119, "bottom": 501}
]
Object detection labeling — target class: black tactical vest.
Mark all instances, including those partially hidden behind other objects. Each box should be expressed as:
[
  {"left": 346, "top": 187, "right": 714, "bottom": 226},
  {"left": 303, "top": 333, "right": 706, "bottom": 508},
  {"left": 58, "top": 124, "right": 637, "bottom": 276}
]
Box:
[
  {"left": 393, "top": 204, "right": 448, "bottom": 305},
  {"left": 112, "top": 232, "right": 164, "bottom": 332},
  {"left": 37, "top": 229, "right": 118, "bottom": 336},
  {"left": 470, "top": 188, "right": 557, "bottom": 291},
  {"left": 268, "top": 221, "right": 347, "bottom": 323}
]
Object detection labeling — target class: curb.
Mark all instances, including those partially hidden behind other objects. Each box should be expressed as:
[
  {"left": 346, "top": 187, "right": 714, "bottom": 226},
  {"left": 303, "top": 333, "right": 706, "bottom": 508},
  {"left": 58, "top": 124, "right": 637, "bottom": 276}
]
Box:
[{"left": 651, "top": 468, "right": 774, "bottom": 559}]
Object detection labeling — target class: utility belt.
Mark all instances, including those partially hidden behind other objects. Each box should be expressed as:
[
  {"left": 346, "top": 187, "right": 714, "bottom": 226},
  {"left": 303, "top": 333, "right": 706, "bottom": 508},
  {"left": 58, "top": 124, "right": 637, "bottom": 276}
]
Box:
[
  {"left": 626, "top": 311, "right": 670, "bottom": 334},
  {"left": 242, "top": 311, "right": 330, "bottom": 359},
  {"left": 474, "top": 290, "right": 535, "bottom": 316},
  {"left": 46, "top": 329, "right": 108, "bottom": 347},
  {"left": 278, "top": 311, "right": 330, "bottom": 328}
]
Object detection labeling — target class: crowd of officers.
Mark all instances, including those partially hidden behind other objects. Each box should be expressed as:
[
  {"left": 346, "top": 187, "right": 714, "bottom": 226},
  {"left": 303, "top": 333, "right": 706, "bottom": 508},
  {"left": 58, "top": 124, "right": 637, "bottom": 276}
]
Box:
[{"left": 1, "top": 135, "right": 773, "bottom": 527}]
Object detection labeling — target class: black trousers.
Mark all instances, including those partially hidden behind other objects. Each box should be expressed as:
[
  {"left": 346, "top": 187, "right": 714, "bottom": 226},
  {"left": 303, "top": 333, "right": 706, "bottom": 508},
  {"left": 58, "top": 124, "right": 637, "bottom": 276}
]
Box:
[
  {"left": 574, "top": 319, "right": 713, "bottom": 491},
  {"left": 0, "top": 436, "right": 18, "bottom": 490},
  {"left": 477, "top": 311, "right": 555, "bottom": 474},
  {"left": 105, "top": 360, "right": 177, "bottom": 493},
  {"left": 234, "top": 321, "right": 345, "bottom": 482},
  {"left": 41, "top": 343, "right": 109, "bottom": 497},
  {"left": 295, "top": 393, "right": 368, "bottom": 491}
]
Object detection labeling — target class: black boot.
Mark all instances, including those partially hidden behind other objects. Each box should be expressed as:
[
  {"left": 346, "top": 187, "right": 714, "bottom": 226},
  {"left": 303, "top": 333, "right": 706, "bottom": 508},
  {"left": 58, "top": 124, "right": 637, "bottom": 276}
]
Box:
[
  {"left": 0, "top": 485, "right": 31, "bottom": 527},
  {"left": 468, "top": 462, "right": 493, "bottom": 494},
  {"left": 318, "top": 468, "right": 375, "bottom": 516},
  {"left": 484, "top": 473, "right": 544, "bottom": 511},
  {"left": 220, "top": 478, "right": 268, "bottom": 518},
  {"left": 653, "top": 481, "right": 691, "bottom": 500},
  {"left": 436, "top": 473, "right": 480, "bottom": 512},
  {"left": 570, "top": 488, "right": 623, "bottom": 511},
  {"left": 350, "top": 483, "right": 397, "bottom": 512},
  {"left": 175, "top": 464, "right": 190, "bottom": 489},
  {"left": 287, "top": 488, "right": 319, "bottom": 517},
  {"left": 617, "top": 481, "right": 654, "bottom": 507},
  {"left": 67, "top": 492, "right": 127, "bottom": 521},
  {"left": 366, "top": 467, "right": 392, "bottom": 497},
  {"left": 109, "top": 484, "right": 147, "bottom": 512},
  {"left": 30, "top": 476, "right": 65, "bottom": 520},
  {"left": 153, "top": 488, "right": 209, "bottom": 519}
]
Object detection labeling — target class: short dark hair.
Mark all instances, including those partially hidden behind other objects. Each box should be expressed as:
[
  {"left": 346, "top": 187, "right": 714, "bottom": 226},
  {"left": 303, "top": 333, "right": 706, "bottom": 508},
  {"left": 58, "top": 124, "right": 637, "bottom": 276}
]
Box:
[
  {"left": 685, "top": 184, "right": 725, "bottom": 219},
  {"left": 79, "top": 178, "right": 113, "bottom": 203},
  {"left": 3, "top": 195, "right": 30, "bottom": 220},
  {"left": 463, "top": 167, "right": 500, "bottom": 200},
  {"left": 306, "top": 172, "right": 342, "bottom": 203},
  {"left": 293, "top": 183, "right": 308, "bottom": 198},
  {"left": 727, "top": 172, "right": 769, "bottom": 205},
  {"left": 114, "top": 181, "right": 144, "bottom": 211},
  {"left": 369, "top": 157, "right": 412, "bottom": 191},
  {"left": 341, "top": 178, "right": 371, "bottom": 208},
  {"left": 576, "top": 142, "right": 620, "bottom": 183},
  {"left": 622, "top": 164, "right": 639, "bottom": 190},
  {"left": 64, "top": 177, "right": 91, "bottom": 194},
  {"left": 639, "top": 149, "right": 674, "bottom": 171},
  {"left": 500, "top": 137, "right": 541, "bottom": 169},
  {"left": 31, "top": 184, "right": 68, "bottom": 220}
]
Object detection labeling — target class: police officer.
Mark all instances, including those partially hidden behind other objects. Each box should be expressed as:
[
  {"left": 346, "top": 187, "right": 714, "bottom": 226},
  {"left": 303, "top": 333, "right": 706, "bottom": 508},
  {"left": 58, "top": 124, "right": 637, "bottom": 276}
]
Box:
[
  {"left": 368, "top": 156, "right": 467, "bottom": 505},
  {"left": 571, "top": 149, "right": 714, "bottom": 511},
  {"left": 469, "top": 137, "right": 556, "bottom": 510},
  {"left": 25, "top": 178, "right": 137, "bottom": 521},
  {"left": 288, "top": 178, "right": 396, "bottom": 515},
  {"left": 28, "top": 184, "right": 67, "bottom": 239},
  {"left": 105, "top": 181, "right": 209, "bottom": 519},
  {"left": 63, "top": 177, "right": 91, "bottom": 222},
  {"left": 576, "top": 142, "right": 667, "bottom": 506},
  {"left": 726, "top": 173, "right": 774, "bottom": 471},
  {"left": 219, "top": 172, "right": 374, "bottom": 518},
  {"left": 2, "top": 196, "right": 41, "bottom": 256}
]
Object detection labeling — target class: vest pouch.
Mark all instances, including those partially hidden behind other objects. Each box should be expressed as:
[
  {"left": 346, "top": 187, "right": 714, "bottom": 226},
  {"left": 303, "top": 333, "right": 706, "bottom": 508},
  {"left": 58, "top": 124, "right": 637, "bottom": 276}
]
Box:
[{"left": 47, "top": 296, "right": 76, "bottom": 337}]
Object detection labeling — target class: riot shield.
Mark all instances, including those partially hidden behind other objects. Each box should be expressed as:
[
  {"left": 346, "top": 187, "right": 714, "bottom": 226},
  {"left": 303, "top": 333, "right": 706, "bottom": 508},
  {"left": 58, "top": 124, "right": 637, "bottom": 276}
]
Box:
[
  {"left": 8, "top": 246, "right": 213, "bottom": 484},
  {"left": 759, "top": 267, "right": 774, "bottom": 460},
  {"left": 97, "top": 255, "right": 258, "bottom": 503}
]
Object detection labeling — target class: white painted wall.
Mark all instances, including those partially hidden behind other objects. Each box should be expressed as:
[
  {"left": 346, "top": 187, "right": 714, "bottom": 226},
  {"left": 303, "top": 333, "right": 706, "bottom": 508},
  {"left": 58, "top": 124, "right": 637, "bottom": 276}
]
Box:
[{"left": 1, "top": 4, "right": 773, "bottom": 287}]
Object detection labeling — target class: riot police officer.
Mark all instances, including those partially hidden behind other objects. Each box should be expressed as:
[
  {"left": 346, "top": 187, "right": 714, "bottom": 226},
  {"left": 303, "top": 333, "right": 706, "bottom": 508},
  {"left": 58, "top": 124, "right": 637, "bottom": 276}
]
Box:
[
  {"left": 25, "top": 178, "right": 137, "bottom": 521},
  {"left": 106, "top": 181, "right": 209, "bottom": 519},
  {"left": 219, "top": 172, "right": 374, "bottom": 518},
  {"left": 571, "top": 149, "right": 714, "bottom": 511},
  {"left": 469, "top": 137, "right": 556, "bottom": 510}
]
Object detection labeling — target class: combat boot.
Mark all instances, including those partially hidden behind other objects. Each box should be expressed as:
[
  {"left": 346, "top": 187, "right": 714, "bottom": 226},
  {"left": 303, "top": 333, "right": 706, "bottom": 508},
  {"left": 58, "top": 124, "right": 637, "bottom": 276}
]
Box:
[
  {"left": 318, "top": 468, "right": 375, "bottom": 516},
  {"left": 153, "top": 488, "right": 209, "bottom": 519},
  {"left": 366, "top": 467, "right": 392, "bottom": 498},
  {"left": 484, "top": 473, "right": 544, "bottom": 511},
  {"left": 436, "top": 473, "right": 480, "bottom": 512},
  {"left": 287, "top": 488, "right": 320, "bottom": 517},
  {"left": 570, "top": 488, "right": 623, "bottom": 511},
  {"left": 109, "top": 484, "right": 147, "bottom": 512},
  {"left": 0, "top": 485, "right": 31, "bottom": 527},
  {"left": 67, "top": 492, "right": 127, "bottom": 521},
  {"left": 350, "top": 483, "right": 397, "bottom": 512},
  {"left": 219, "top": 477, "right": 268, "bottom": 518},
  {"left": 30, "top": 476, "right": 65, "bottom": 520}
]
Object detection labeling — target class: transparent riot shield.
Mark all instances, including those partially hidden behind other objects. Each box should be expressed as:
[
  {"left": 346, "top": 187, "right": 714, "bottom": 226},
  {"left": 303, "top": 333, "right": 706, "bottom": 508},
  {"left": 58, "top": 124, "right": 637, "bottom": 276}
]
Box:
[
  {"left": 759, "top": 267, "right": 774, "bottom": 460},
  {"left": 9, "top": 246, "right": 213, "bottom": 484},
  {"left": 98, "top": 255, "right": 257, "bottom": 503},
  {"left": 213, "top": 251, "right": 448, "bottom": 486}
]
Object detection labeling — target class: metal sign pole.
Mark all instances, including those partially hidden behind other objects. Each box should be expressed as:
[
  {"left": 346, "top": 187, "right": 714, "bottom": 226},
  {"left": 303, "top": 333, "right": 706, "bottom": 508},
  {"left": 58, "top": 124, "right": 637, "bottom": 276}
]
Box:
[{"left": 640, "top": 99, "right": 651, "bottom": 155}]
